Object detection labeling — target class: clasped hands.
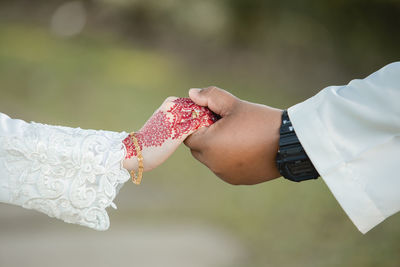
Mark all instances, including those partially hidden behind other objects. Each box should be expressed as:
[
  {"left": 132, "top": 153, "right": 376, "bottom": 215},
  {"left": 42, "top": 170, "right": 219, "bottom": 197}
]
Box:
[{"left": 124, "top": 87, "right": 282, "bottom": 185}]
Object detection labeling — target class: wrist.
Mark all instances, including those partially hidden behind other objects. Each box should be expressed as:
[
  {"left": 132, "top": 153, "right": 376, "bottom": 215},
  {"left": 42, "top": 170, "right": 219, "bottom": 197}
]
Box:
[
  {"left": 122, "top": 157, "right": 137, "bottom": 172},
  {"left": 266, "top": 108, "right": 283, "bottom": 180}
]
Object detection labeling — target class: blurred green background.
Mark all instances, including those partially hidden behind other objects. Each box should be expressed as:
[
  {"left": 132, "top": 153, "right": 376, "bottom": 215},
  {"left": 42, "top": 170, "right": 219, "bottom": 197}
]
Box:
[{"left": 0, "top": 1, "right": 399, "bottom": 267}]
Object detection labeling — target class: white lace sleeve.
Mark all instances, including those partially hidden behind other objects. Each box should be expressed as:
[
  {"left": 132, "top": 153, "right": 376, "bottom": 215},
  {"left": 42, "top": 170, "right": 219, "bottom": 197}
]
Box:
[{"left": 0, "top": 112, "right": 130, "bottom": 231}]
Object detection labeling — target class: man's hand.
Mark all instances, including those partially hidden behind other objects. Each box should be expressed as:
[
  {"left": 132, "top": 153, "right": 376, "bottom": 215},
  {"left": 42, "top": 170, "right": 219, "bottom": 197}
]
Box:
[{"left": 184, "top": 86, "right": 282, "bottom": 185}]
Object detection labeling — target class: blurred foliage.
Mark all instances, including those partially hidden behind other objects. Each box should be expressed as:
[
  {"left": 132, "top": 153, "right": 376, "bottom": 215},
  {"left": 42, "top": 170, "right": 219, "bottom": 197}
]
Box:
[
  {"left": 0, "top": 1, "right": 400, "bottom": 267},
  {"left": 0, "top": 0, "right": 399, "bottom": 75}
]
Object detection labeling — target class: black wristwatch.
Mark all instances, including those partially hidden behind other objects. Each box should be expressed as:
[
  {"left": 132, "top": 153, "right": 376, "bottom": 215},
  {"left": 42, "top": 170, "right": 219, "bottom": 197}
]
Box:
[{"left": 276, "top": 110, "right": 319, "bottom": 182}]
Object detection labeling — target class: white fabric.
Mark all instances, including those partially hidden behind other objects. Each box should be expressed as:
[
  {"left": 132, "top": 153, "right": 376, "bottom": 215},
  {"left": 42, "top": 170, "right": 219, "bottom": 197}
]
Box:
[
  {"left": 289, "top": 62, "right": 400, "bottom": 234},
  {"left": 0, "top": 113, "right": 130, "bottom": 230}
]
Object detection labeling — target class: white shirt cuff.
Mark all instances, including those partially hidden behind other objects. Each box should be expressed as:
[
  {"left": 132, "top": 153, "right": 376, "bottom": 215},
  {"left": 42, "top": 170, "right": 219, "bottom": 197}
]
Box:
[{"left": 288, "top": 92, "right": 386, "bottom": 234}]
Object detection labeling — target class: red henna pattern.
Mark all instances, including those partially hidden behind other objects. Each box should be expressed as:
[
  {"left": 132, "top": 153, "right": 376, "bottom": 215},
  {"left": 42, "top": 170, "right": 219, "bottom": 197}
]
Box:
[
  {"left": 168, "top": 98, "right": 217, "bottom": 139},
  {"left": 123, "top": 110, "right": 171, "bottom": 158},
  {"left": 123, "top": 135, "right": 137, "bottom": 158},
  {"left": 124, "top": 98, "right": 218, "bottom": 159}
]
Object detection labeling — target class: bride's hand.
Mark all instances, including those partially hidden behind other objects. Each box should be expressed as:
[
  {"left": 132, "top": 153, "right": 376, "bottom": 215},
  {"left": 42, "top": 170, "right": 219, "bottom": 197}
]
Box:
[{"left": 123, "top": 97, "right": 218, "bottom": 173}]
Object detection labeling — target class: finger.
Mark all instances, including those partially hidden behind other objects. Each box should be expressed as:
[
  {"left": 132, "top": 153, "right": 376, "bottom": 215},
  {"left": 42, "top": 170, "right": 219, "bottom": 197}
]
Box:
[
  {"left": 188, "top": 86, "right": 237, "bottom": 117},
  {"left": 161, "top": 96, "right": 178, "bottom": 111},
  {"left": 189, "top": 149, "right": 203, "bottom": 163},
  {"left": 189, "top": 149, "right": 213, "bottom": 170},
  {"left": 183, "top": 126, "right": 209, "bottom": 151}
]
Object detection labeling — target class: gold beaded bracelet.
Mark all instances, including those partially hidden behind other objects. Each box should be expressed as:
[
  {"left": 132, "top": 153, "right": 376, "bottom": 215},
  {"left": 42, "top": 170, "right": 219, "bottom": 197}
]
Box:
[{"left": 129, "top": 132, "right": 144, "bottom": 185}]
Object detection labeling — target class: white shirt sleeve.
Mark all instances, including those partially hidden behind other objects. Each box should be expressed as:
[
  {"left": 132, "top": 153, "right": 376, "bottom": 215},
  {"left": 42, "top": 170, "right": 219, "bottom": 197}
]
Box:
[
  {"left": 0, "top": 113, "right": 130, "bottom": 230},
  {"left": 288, "top": 62, "right": 400, "bottom": 234}
]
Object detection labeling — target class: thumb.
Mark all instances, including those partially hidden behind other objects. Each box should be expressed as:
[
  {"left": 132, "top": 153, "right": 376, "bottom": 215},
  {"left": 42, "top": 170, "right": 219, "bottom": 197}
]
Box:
[{"left": 189, "top": 86, "right": 238, "bottom": 117}]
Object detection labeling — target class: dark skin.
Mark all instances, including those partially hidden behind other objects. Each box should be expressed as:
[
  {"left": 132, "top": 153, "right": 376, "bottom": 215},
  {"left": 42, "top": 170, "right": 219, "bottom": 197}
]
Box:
[{"left": 184, "top": 86, "right": 283, "bottom": 185}]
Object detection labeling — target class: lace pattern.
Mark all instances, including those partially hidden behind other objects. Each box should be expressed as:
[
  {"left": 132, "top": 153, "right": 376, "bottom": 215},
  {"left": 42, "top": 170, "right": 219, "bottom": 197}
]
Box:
[{"left": 0, "top": 122, "right": 130, "bottom": 230}]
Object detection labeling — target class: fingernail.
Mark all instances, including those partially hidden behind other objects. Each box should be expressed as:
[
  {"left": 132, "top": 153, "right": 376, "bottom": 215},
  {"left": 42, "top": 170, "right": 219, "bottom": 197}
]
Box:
[{"left": 189, "top": 88, "right": 201, "bottom": 98}]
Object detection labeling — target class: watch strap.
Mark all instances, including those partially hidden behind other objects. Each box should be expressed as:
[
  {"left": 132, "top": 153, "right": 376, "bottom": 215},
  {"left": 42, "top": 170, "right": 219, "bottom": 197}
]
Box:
[{"left": 276, "top": 110, "right": 319, "bottom": 182}]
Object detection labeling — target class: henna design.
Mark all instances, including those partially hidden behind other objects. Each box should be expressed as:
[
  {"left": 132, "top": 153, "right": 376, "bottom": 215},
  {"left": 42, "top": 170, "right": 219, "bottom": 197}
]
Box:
[
  {"left": 168, "top": 98, "right": 217, "bottom": 139},
  {"left": 123, "top": 111, "right": 171, "bottom": 158},
  {"left": 123, "top": 98, "right": 218, "bottom": 159},
  {"left": 123, "top": 135, "right": 138, "bottom": 159}
]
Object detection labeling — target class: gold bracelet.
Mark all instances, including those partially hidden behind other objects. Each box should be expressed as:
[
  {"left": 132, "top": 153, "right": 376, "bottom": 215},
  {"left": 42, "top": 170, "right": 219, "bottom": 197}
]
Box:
[{"left": 129, "top": 132, "right": 144, "bottom": 185}]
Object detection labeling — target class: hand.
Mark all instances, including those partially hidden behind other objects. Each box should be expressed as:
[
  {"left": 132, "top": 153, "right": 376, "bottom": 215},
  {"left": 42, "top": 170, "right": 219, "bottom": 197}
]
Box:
[
  {"left": 184, "top": 87, "right": 282, "bottom": 185},
  {"left": 123, "top": 97, "right": 218, "bottom": 172}
]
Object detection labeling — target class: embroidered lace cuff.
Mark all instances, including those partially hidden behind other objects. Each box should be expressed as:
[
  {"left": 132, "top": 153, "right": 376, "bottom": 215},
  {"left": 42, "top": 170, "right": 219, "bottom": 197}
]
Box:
[{"left": 0, "top": 122, "right": 130, "bottom": 231}]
